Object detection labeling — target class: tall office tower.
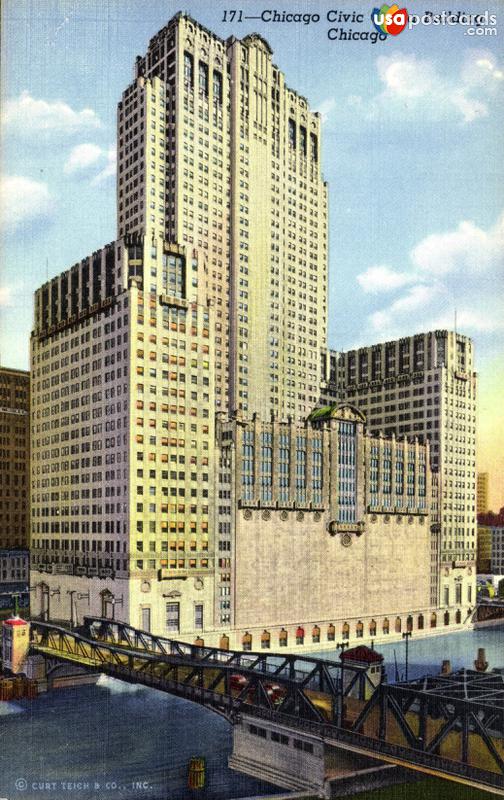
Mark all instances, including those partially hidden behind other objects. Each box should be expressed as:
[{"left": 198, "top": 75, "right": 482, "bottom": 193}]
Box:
[
  {"left": 0, "top": 367, "right": 30, "bottom": 550},
  {"left": 117, "top": 13, "right": 328, "bottom": 419},
  {"left": 30, "top": 238, "right": 215, "bottom": 632},
  {"left": 329, "top": 331, "right": 477, "bottom": 614},
  {"left": 477, "top": 472, "right": 489, "bottom": 515},
  {"left": 30, "top": 13, "right": 326, "bottom": 634}
]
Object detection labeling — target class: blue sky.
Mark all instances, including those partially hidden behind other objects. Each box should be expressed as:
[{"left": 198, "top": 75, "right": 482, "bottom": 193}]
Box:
[{"left": 1, "top": 0, "right": 503, "bottom": 502}]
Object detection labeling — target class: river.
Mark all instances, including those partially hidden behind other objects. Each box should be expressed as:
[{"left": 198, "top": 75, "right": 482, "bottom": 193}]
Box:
[{"left": 0, "top": 624, "right": 502, "bottom": 800}]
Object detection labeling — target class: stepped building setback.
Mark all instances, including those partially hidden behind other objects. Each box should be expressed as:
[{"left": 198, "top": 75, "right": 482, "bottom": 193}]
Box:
[{"left": 30, "top": 12, "right": 473, "bottom": 647}]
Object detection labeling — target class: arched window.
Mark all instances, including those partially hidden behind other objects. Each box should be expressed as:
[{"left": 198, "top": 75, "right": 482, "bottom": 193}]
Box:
[
  {"left": 369, "top": 619, "right": 377, "bottom": 637},
  {"left": 296, "top": 626, "right": 305, "bottom": 645},
  {"left": 418, "top": 614, "right": 424, "bottom": 630},
  {"left": 242, "top": 631, "right": 252, "bottom": 651},
  {"left": 383, "top": 618, "right": 390, "bottom": 634},
  {"left": 407, "top": 615, "right": 413, "bottom": 633},
  {"left": 312, "top": 625, "right": 320, "bottom": 643},
  {"left": 395, "top": 616, "right": 402, "bottom": 633},
  {"left": 356, "top": 621, "right": 364, "bottom": 638},
  {"left": 444, "top": 611, "right": 450, "bottom": 626},
  {"left": 342, "top": 622, "right": 350, "bottom": 640},
  {"left": 430, "top": 612, "right": 437, "bottom": 629},
  {"left": 327, "top": 623, "right": 335, "bottom": 641},
  {"left": 279, "top": 628, "right": 288, "bottom": 647},
  {"left": 261, "top": 630, "right": 271, "bottom": 649},
  {"left": 219, "top": 634, "right": 229, "bottom": 651},
  {"left": 455, "top": 609, "right": 461, "bottom": 624}
]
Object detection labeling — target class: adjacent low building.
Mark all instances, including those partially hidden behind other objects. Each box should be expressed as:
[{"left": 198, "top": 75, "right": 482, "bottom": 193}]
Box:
[
  {"left": 477, "top": 472, "right": 489, "bottom": 515},
  {"left": 0, "top": 367, "right": 30, "bottom": 551},
  {"left": 478, "top": 509, "right": 504, "bottom": 575},
  {"left": 0, "top": 367, "right": 30, "bottom": 619},
  {"left": 0, "top": 550, "right": 30, "bottom": 621},
  {"left": 213, "top": 404, "right": 448, "bottom": 651}
]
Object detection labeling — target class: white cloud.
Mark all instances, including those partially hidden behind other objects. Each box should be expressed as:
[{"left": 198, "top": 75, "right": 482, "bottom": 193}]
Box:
[
  {"left": 449, "top": 90, "right": 488, "bottom": 123},
  {"left": 0, "top": 175, "right": 53, "bottom": 233},
  {"left": 357, "top": 264, "right": 415, "bottom": 293},
  {"left": 63, "top": 143, "right": 116, "bottom": 184},
  {"left": 314, "top": 98, "right": 336, "bottom": 122},
  {"left": 376, "top": 53, "right": 437, "bottom": 99},
  {"left": 462, "top": 52, "right": 504, "bottom": 87},
  {"left": 91, "top": 146, "right": 117, "bottom": 185},
  {"left": 411, "top": 214, "right": 504, "bottom": 276},
  {"left": 369, "top": 285, "right": 439, "bottom": 332},
  {"left": 361, "top": 49, "right": 503, "bottom": 124},
  {"left": 391, "top": 284, "right": 437, "bottom": 313},
  {"left": 3, "top": 91, "right": 101, "bottom": 135},
  {"left": 0, "top": 286, "right": 14, "bottom": 307},
  {"left": 0, "top": 282, "right": 24, "bottom": 309},
  {"left": 64, "top": 143, "right": 103, "bottom": 175},
  {"left": 358, "top": 211, "right": 504, "bottom": 342}
]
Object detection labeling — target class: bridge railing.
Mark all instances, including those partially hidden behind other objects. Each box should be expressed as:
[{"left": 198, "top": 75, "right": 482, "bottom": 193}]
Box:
[
  {"left": 246, "top": 706, "right": 504, "bottom": 791},
  {"left": 80, "top": 615, "right": 371, "bottom": 692}
]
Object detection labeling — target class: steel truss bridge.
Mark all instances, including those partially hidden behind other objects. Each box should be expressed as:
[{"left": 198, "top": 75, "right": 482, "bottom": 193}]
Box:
[
  {"left": 29, "top": 618, "right": 504, "bottom": 795},
  {"left": 475, "top": 600, "right": 504, "bottom": 624}
]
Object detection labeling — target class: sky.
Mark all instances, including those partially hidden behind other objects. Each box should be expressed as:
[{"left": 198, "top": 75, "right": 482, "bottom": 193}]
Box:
[{"left": 1, "top": 0, "right": 503, "bottom": 506}]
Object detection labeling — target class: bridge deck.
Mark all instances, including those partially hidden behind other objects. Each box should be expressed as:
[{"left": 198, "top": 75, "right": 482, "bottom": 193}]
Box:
[{"left": 29, "top": 620, "right": 504, "bottom": 795}]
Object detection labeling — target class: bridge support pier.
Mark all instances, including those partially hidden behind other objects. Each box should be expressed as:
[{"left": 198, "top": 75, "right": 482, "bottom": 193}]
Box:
[{"left": 229, "top": 714, "right": 413, "bottom": 798}]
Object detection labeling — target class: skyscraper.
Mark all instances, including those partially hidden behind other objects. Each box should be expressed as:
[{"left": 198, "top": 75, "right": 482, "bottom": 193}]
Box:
[
  {"left": 117, "top": 13, "right": 328, "bottom": 419},
  {"left": 29, "top": 14, "right": 457, "bottom": 644},
  {"left": 327, "top": 331, "right": 477, "bottom": 612},
  {"left": 30, "top": 13, "right": 328, "bottom": 631}
]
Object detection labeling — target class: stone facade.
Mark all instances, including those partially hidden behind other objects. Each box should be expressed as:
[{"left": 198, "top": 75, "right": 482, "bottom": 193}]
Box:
[{"left": 214, "top": 405, "right": 441, "bottom": 650}]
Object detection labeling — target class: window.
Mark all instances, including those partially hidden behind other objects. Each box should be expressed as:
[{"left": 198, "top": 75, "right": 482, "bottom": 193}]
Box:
[
  {"left": 166, "top": 602, "right": 180, "bottom": 632},
  {"left": 213, "top": 70, "right": 222, "bottom": 104},
  {"left": 337, "top": 421, "right": 357, "bottom": 522},
  {"left": 184, "top": 52, "right": 194, "bottom": 88},
  {"left": 199, "top": 61, "right": 209, "bottom": 97},
  {"left": 288, "top": 119, "right": 296, "bottom": 149},
  {"left": 194, "top": 603, "right": 203, "bottom": 630}
]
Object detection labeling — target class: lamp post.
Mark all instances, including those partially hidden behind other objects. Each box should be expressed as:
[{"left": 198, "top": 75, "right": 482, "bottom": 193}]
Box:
[
  {"left": 110, "top": 595, "right": 123, "bottom": 621},
  {"left": 67, "top": 590, "right": 90, "bottom": 628},
  {"left": 336, "top": 640, "right": 349, "bottom": 726},
  {"left": 67, "top": 591, "right": 77, "bottom": 628},
  {"left": 402, "top": 630, "right": 412, "bottom": 681}
]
